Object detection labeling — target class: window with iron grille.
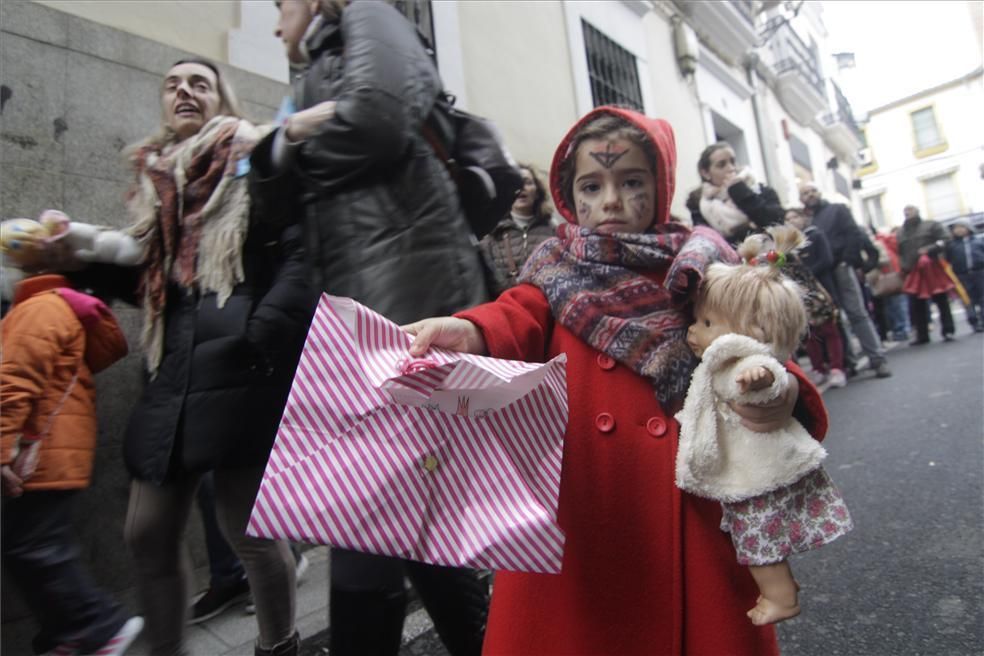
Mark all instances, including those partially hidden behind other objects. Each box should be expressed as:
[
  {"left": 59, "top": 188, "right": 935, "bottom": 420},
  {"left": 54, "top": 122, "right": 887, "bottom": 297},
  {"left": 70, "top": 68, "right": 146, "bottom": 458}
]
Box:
[{"left": 582, "top": 20, "right": 644, "bottom": 111}]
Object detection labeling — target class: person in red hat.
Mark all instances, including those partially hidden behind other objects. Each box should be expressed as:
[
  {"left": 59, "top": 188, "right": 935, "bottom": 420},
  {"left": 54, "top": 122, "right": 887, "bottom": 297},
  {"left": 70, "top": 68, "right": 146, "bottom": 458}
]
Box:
[{"left": 405, "top": 107, "right": 828, "bottom": 655}]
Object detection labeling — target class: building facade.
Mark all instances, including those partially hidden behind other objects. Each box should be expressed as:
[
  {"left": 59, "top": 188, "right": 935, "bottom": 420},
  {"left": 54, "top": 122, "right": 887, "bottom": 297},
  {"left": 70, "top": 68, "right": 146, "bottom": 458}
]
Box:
[
  {"left": 856, "top": 68, "right": 984, "bottom": 231},
  {"left": 0, "top": 0, "right": 865, "bottom": 633}
]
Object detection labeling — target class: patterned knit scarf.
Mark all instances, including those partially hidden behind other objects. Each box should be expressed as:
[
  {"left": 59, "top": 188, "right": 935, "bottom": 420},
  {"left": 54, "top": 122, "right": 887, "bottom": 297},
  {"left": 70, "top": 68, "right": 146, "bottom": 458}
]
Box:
[
  {"left": 126, "top": 116, "right": 264, "bottom": 375},
  {"left": 519, "top": 223, "right": 738, "bottom": 405}
]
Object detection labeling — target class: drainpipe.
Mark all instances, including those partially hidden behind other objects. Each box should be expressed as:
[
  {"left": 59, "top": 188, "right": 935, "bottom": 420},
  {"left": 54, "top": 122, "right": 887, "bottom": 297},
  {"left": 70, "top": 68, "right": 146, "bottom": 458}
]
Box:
[{"left": 743, "top": 52, "right": 780, "bottom": 192}]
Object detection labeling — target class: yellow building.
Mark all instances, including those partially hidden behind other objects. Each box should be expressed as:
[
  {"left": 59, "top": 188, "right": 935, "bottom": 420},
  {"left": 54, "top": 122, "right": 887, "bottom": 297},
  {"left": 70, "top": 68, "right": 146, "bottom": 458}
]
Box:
[{"left": 857, "top": 67, "right": 984, "bottom": 230}]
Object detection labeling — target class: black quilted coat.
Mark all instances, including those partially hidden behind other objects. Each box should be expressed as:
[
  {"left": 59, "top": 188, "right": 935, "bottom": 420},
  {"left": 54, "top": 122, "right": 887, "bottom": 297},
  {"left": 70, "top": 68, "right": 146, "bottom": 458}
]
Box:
[
  {"left": 250, "top": 0, "right": 488, "bottom": 325},
  {"left": 122, "top": 222, "right": 315, "bottom": 484}
]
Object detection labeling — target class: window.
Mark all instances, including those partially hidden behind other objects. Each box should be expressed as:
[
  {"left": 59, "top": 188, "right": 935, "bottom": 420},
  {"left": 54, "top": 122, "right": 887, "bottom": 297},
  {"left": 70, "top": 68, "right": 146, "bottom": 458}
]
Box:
[
  {"left": 582, "top": 20, "right": 644, "bottom": 111},
  {"left": 788, "top": 134, "right": 812, "bottom": 171},
  {"left": 923, "top": 173, "right": 961, "bottom": 220},
  {"left": 833, "top": 170, "right": 850, "bottom": 198},
  {"left": 862, "top": 195, "right": 886, "bottom": 228},
  {"left": 910, "top": 107, "right": 946, "bottom": 153}
]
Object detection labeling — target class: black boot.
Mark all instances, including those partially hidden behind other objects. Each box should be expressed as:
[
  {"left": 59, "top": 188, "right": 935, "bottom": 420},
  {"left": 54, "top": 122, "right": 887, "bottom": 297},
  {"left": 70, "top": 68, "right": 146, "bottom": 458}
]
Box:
[
  {"left": 254, "top": 630, "right": 299, "bottom": 656},
  {"left": 329, "top": 588, "right": 407, "bottom": 656},
  {"left": 407, "top": 563, "right": 490, "bottom": 656}
]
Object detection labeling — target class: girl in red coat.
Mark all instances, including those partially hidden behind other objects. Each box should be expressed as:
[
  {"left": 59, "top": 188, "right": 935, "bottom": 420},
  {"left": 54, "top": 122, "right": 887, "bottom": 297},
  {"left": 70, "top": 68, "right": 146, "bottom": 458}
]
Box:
[{"left": 405, "top": 107, "right": 827, "bottom": 655}]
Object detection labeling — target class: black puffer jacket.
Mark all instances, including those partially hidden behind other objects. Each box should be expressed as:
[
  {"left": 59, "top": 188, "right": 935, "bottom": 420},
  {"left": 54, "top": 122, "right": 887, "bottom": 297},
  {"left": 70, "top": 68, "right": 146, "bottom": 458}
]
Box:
[
  {"left": 123, "top": 223, "right": 315, "bottom": 484},
  {"left": 689, "top": 181, "right": 784, "bottom": 245},
  {"left": 251, "top": 0, "right": 487, "bottom": 324}
]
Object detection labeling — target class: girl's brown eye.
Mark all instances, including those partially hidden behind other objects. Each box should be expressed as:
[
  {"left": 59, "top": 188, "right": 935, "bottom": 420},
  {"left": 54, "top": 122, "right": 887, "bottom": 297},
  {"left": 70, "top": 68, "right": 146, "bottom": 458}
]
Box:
[{"left": 704, "top": 320, "right": 711, "bottom": 327}]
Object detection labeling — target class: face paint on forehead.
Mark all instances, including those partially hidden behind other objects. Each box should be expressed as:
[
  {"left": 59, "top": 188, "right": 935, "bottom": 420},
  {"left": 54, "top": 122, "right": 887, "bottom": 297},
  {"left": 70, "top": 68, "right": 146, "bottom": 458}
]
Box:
[{"left": 588, "top": 141, "right": 630, "bottom": 170}]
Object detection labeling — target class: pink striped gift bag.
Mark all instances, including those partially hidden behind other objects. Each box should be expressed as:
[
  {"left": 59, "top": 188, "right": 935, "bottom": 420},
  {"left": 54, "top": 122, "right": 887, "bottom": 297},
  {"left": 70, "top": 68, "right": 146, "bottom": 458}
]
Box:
[{"left": 247, "top": 294, "right": 568, "bottom": 573}]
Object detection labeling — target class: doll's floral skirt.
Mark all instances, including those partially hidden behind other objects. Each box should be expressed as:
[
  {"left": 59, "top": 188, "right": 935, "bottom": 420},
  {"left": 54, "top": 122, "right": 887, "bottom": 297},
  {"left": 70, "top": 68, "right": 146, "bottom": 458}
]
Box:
[{"left": 720, "top": 467, "right": 853, "bottom": 566}]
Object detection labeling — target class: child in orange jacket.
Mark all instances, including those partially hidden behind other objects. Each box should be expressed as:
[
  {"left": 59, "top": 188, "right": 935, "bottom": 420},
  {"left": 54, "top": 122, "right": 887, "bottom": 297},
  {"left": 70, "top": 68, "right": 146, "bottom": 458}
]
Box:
[{"left": 1, "top": 213, "right": 144, "bottom": 656}]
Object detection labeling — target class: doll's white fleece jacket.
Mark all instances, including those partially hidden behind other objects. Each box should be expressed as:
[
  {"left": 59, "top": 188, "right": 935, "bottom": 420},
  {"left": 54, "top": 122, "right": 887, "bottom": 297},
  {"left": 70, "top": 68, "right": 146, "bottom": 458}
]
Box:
[{"left": 674, "top": 333, "right": 827, "bottom": 503}]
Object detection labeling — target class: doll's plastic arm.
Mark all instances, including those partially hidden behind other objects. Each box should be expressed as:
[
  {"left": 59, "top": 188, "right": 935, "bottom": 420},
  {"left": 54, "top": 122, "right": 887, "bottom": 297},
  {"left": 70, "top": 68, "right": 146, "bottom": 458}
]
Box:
[{"left": 735, "top": 365, "right": 775, "bottom": 393}]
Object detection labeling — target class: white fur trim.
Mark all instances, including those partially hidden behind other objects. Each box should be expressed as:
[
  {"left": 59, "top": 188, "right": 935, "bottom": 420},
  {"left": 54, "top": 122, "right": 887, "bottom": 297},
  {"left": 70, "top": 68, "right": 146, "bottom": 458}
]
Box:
[{"left": 675, "top": 333, "right": 827, "bottom": 501}]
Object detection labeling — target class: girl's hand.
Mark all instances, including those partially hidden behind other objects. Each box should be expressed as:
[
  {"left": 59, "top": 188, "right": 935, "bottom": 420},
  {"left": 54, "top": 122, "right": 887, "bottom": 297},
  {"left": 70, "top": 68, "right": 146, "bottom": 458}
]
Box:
[
  {"left": 403, "top": 317, "right": 487, "bottom": 357},
  {"left": 1, "top": 465, "right": 24, "bottom": 498},
  {"left": 730, "top": 372, "right": 798, "bottom": 432}
]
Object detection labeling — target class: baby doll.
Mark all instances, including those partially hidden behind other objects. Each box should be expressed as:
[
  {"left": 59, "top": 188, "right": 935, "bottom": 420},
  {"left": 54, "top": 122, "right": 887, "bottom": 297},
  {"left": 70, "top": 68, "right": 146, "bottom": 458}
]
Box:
[{"left": 675, "top": 225, "right": 853, "bottom": 626}]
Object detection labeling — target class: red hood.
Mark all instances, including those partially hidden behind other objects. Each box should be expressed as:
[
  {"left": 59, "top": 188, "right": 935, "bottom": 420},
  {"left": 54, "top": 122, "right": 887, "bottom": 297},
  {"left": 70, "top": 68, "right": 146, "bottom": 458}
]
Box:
[{"left": 549, "top": 106, "right": 677, "bottom": 228}]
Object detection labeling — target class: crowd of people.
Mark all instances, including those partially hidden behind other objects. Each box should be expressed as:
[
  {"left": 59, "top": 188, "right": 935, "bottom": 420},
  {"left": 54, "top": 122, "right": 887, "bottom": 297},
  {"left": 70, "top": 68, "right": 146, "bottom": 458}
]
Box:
[{"left": 2, "top": 2, "right": 981, "bottom": 656}]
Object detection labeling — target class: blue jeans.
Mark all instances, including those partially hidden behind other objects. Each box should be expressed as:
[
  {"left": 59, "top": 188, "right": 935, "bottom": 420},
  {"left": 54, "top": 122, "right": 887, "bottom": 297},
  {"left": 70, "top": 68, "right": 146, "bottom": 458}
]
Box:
[
  {"left": 3, "top": 491, "right": 127, "bottom": 654},
  {"left": 884, "top": 293, "right": 910, "bottom": 340}
]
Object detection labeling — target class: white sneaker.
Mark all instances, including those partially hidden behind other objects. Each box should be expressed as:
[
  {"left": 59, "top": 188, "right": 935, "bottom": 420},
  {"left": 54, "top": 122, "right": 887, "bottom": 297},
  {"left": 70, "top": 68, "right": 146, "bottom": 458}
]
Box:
[
  {"left": 826, "top": 369, "right": 847, "bottom": 389},
  {"left": 295, "top": 553, "right": 310, "bottom": 585},
  {"left": 84, "top": 616, "right": 144, "bottom": 656},
  {"left": 807, "top": 369, "right": 828, "bottom": 385}
]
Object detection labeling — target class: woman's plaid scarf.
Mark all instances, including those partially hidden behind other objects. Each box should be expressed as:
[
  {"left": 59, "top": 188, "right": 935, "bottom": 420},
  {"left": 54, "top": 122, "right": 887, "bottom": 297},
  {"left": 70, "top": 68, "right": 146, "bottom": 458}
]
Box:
[
  {"left": 126, "top": 116, "right": 263, "bottom": 375},
  {"left": 519, "top": 223, "right": 737, "bottom": 405}
]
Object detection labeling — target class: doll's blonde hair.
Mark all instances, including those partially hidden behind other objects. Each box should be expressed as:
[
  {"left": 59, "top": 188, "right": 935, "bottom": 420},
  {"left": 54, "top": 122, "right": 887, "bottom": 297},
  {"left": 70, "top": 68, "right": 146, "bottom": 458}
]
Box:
[{"left": 697, "top": 225, "right": 808, "bottom": 361}]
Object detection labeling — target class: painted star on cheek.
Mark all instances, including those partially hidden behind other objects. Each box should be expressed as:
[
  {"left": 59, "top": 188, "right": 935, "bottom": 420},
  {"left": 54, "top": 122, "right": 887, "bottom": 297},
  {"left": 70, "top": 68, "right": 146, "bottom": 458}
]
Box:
[
  {"left": 588, "top": 142, "right": 629, "bottom": 169},
  {"left": 577, "top": 200, "right": 592, "bottom": 222},
  {"left": 628, "top": 193, "right": 651, "bottom": 223}
]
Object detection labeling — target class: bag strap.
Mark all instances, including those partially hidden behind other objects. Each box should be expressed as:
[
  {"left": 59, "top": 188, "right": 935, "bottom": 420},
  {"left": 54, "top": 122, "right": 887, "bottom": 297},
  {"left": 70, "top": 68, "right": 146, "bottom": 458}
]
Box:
[{"left": 28, "top": 372, "right": 79, "bottom": 443}]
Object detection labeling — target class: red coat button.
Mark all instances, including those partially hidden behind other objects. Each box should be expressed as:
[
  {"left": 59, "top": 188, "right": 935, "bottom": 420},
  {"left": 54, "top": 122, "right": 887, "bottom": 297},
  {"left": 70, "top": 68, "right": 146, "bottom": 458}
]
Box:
[
  {"left": 646, "top": 416, "right": 667, "bottom": 437},
  {"left": 596, "top": 354, "right": 616, "bottom": 370},
  {"left": 595, "top": 412, "right": 615, "bottom": 433}
]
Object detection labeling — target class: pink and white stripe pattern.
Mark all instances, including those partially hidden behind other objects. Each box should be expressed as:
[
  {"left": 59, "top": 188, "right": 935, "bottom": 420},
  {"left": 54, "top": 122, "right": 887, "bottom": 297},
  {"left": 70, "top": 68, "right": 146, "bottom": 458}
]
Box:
[{"left": 248, "top": 295, "right": 569, "bottom": 574}]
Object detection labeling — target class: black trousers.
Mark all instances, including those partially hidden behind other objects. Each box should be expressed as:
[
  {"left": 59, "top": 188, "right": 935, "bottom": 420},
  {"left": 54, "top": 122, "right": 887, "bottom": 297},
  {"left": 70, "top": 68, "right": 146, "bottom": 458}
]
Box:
[
  {"left": 330, "top": 549, "right": 489, "bottom": 656},
  {"left": 2, "top": 490, "right": 126, "bottom": 654},
  {"left": 909, "top": 293, "right": 955, "bottom": 342}
]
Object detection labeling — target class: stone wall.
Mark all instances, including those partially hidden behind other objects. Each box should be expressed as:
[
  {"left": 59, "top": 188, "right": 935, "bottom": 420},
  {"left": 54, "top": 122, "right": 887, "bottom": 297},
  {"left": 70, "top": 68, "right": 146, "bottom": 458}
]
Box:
[{"left": 0, "top": 0, "right": 288, "bottom": 633}]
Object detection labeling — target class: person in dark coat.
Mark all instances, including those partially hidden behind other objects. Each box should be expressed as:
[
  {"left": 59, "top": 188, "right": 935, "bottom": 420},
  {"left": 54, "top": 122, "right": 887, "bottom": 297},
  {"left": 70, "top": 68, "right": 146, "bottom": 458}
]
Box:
[
  {"left": 250, "top": 1, "right": 490, "bottom": 654},
  {"left": 799, "top": 182, "right": 891, "bottom": 378},
  {"left": 99, "top": 59, "right": 315, "bottom": 656},
  {"left": 480, "top": 164, "right": 557, "bottom": 296},
  {"left": 945, "top": 219, "right": 984, "bottom": 333},
  {"left": 688, "top": 142, "right": 784, "bottom": 244},
  {"left": 896, "top": 205, "right": 955, "bottom": 344}
]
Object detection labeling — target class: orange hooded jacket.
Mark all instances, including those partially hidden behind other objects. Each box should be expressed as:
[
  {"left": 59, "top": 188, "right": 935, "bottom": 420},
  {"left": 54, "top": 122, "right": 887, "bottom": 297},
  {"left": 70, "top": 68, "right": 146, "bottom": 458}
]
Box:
[{"left": 1, "top": 274, "right": 128, "bottom": 490}]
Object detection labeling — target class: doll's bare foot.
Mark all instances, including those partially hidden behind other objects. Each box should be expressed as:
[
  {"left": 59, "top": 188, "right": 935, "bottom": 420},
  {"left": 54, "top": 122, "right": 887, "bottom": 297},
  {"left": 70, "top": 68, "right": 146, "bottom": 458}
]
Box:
[{"left": 747, "top": 594, "right": 800, "bottom": 626}]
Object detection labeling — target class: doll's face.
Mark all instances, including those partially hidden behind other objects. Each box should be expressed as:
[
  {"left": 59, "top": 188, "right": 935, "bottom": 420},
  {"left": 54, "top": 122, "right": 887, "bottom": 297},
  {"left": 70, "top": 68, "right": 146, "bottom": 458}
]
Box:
[
  {"left": 687, "top": 302, "right": 735, "bottom": 358},
  {"left": 572, "top": 137, "right": 657, "bottom": 235}
]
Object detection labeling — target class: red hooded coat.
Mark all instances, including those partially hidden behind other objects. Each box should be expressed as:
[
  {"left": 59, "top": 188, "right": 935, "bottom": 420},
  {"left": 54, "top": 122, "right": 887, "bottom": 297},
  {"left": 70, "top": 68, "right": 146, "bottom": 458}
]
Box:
[{"left": 458, "top": 108, "right": 827, "bottom": 655}]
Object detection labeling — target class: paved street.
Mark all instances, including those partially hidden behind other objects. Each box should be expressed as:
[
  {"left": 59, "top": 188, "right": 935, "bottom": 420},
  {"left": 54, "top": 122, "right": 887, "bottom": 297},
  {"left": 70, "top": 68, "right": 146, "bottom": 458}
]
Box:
[{"left": 777, "top": 329, "right": 983, "bottom": 655}]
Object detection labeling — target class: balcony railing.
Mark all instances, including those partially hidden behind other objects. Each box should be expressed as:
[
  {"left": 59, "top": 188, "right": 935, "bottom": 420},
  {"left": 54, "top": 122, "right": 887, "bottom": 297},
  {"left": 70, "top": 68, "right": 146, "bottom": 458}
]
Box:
[
  {"left": 830, "top": 80, "right": 864, "bottom": 144},
  {"left": 730, "top": 0, "right": 755, "bottom": 25},
  {"left": 766, "top": 18, "right": 825, "bottom": 98}
]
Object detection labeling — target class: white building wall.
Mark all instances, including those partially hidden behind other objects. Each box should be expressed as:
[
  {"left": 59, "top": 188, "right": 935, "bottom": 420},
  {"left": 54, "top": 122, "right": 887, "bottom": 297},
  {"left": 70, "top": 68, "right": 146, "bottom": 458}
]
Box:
[
  {"left": 452, "top": 0, "right": 579, "bottom": 172},
  {"left": 860, "top": 72, "right": 984, "bottom": 228}
]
